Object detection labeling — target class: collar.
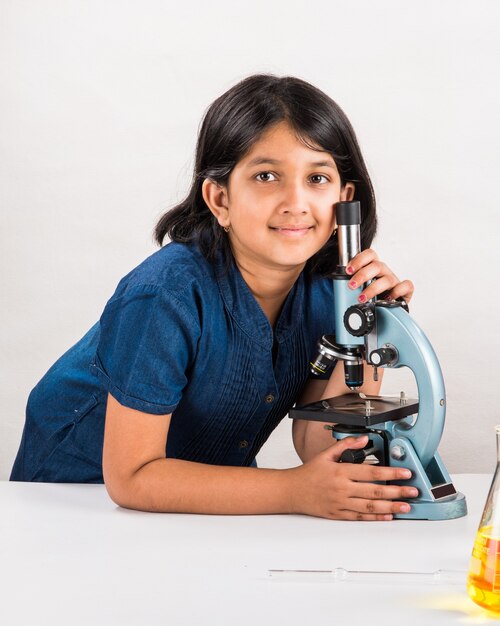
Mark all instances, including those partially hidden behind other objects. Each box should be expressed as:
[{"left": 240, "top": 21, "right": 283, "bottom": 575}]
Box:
[{"left": 214, "top": 249, "right": 305, "bottom": 349}]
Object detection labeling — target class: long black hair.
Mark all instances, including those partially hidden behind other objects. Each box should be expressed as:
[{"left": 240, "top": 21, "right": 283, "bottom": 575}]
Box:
[{"left": 154, "top": 74, "right": 376, "bottom": 275}]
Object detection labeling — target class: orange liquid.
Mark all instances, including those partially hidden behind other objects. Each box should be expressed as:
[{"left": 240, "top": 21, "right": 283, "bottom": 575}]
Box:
[{"left": 467, "top": 526, "right": 500, "bottom": 612}]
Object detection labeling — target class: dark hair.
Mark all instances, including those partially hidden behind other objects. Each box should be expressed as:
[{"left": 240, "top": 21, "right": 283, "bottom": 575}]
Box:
[{"left": 154, "top": 74, "right": 376, "bottom": 275}]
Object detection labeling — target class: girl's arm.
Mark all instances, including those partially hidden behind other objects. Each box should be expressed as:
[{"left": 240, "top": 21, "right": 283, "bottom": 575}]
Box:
[
  {"left": 103, "top": 392, "right": 292, "bottom": 515},
  {"left": 103, "top": 392, "right": 415, "bottom": 520}
]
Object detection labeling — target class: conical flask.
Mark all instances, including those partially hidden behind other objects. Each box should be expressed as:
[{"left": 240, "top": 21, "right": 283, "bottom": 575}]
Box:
[{"left": 467, "top": 425, "right": 500, "bottom": 612}]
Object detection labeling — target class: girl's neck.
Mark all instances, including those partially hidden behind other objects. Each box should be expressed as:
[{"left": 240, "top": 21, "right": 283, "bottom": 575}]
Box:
[{"left": 234, "top": 256, "right": 305, "bottom": 328}]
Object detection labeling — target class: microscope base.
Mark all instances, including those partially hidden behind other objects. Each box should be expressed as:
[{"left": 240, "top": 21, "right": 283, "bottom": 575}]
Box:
[
  {"left": 393, "top": 492, "right": 467, "bottom": 520},
  {"left": 388, "top": 436, "right": 468, "bottom": 520}
]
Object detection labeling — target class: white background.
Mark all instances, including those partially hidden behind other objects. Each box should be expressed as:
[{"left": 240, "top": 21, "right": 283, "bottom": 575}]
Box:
[{"left": 1, "top": 0, "right": 499, "bottom": 480}]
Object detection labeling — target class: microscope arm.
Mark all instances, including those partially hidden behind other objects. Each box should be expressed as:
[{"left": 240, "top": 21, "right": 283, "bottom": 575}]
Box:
[{"left": 375, "top": 306, "right": 446, "bottom": 468}]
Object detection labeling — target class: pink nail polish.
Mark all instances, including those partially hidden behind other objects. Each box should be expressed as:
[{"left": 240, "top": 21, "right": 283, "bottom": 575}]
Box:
[
  {"left": 346, "top": 266, "right": 354, "bottom": 275},
  {"left": 358, "top": 294, "right": 367, "bottom": 303},
  {"left": 348, "top": 280, "right": 357, "bottom": 289}
]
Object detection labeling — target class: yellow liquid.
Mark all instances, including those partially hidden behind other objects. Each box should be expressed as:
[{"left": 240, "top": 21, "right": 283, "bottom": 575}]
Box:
[{"left": 467, "top": 525, "right": 500, "bottom": 612}]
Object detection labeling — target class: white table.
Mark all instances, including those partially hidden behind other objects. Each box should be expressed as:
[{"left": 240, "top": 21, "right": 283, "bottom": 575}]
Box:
[{"left": 0, "top": 475, "right": 497, "bottom": 625}]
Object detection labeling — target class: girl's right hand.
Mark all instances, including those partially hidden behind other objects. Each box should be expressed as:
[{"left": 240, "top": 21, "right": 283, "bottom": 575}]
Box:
[{"left": 288, "top": 436, "right": 418, "bottom": 520}]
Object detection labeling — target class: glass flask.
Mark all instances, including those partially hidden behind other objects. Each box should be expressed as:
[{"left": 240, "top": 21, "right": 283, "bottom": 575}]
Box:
[{"left": 467, "top": 425, "right": 500, "bottom": 612}]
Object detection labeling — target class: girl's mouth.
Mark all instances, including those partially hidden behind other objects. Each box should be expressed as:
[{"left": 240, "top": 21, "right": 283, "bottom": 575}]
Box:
[{"left": 270, "top": 225, "right": 314, "bottom": 237}]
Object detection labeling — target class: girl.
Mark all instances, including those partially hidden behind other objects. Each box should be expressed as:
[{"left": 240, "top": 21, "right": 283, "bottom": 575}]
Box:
[{"left": 11, "top": 74, "right": 416, "bottom": 521}]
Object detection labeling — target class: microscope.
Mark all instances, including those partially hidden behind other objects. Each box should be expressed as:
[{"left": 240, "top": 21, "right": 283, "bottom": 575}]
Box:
[{"left": 290, "top": 201, "right": 467, "bottom": 520}]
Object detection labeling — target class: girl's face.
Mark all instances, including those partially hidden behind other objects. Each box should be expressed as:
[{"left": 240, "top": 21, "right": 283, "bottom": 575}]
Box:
[{"left": 205, "top": 121, "right": 354, "bottom": 274}]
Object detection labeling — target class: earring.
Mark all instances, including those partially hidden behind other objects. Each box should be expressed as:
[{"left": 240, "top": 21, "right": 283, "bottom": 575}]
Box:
[
  {"left": 223, "top": 225, "right": 230, "bottom": 233},
  {"left": 332, "top": 229, "right": 337, "bottom": 236}
]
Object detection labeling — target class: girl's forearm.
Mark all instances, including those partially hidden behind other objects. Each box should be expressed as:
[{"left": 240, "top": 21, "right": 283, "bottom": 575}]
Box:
[
  {"left": 107, "top": 458, "right": 297, "bottom": 515},
  {"left": 299, "top": 423, "right": 335, "bottom": 463}
]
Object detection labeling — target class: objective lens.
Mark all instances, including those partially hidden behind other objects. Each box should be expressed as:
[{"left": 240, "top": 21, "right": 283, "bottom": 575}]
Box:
[
  {"left": 310, "top": 354, "right": 334, "bottom": 376},
  {"left": 310, "top": 336, "right": 338, "bottom": 377},
  {"left": 344, "top": 361, "right": 364, "bottom": 389}
]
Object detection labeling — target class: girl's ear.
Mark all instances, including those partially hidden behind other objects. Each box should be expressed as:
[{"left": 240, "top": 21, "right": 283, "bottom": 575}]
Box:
[
  {"left": 340, "top": 182, "right": 355, "bottom": 202},
  {"left": 202, "top": 179, "right": 230, "bottom": 228}
]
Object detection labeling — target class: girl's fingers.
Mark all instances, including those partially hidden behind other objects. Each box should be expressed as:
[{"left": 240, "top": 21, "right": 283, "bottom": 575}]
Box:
[
  {"left": 346, "top": 498, "right": 412, "bottom": 516},
  {"left": 384, "top": 279, "right": 415, "bottom": 303},
  {"left": 339, "top": 462, "right": 412, "bottom": 483},
  {"left": 345, "top": 248, "right": 379, "bottom": 275},
  {"left": 326, "top": 435, "right": 368, "bottom": 463},
  {"left": 351, "top": 482, "right": 419, "bottom": 501},
  {"left": 346, "top": 250, "right": 414, "bottom": 306},
  {"left": 348, "top": 261, "right": 389, "bottom": 288},
  {"left": 357, "top": 276, "right": 395, "bottom": 302},
  {"left": 338, "top": 510, "right": 394, "bottom": 521}
]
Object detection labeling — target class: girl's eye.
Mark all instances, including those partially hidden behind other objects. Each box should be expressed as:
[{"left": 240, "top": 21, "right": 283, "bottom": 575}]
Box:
[
  {"left": 310, "top": 174, "right": 329, "bottom": 184},
  {"left": 255, "top": 172, "right": 277, "bottom": 182}
]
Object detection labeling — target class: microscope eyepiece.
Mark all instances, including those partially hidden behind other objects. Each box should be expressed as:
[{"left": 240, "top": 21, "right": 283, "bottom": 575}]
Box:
[
  {"left": 335, "top": 201, "right": 361, "bottom": 226},
  {"left": 336, "top": 201, "right": 361, "bottom": 269}
]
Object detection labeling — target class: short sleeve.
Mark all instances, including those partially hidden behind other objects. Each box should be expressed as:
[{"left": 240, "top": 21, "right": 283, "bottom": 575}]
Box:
[{"left": 92, "top": 284, "right": 200, "bottom": 415}]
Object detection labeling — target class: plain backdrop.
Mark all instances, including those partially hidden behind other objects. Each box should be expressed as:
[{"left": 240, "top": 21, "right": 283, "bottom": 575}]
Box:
[{"left": 1, "top": 0, "right": 499, "bottom": 480}]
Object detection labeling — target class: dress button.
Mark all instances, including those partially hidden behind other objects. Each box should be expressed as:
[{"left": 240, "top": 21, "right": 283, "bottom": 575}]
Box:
[
  {"left": 239, "top": 440, "right": 249, "bottom": 449},
  {"left": 265, "top": 394, "right": 275, "bottom": 404}
]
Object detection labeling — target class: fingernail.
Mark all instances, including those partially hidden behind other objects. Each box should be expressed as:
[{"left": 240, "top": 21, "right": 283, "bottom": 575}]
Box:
[
  {"left": 348, "top": 280, "right": 357, "bottom": 289},
  {"left": 346, "top": 266, "right": 354, "bottom": 274},
  {"left": 400, "top": 504, "right": 411, "bottom": 513},
  {"left": 409, "top": 488, "right": 419, "bottom": 497},
  {"left": 383, "top": 514, "right": 393, "bottom": 521},
  {"left": 400, "top": 470, "right": 412, "bottom": 478},
  {"left": 358, "top": 294, "right": 367, "bottom": 303},
  {"left": 352, "top": 435, "right": 368, "bottom": 445}
]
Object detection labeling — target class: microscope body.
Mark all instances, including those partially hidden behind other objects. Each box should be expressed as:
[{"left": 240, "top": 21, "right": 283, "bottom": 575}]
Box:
[{"left": 290, "top": 202, "right": 467, "bottom": 520}]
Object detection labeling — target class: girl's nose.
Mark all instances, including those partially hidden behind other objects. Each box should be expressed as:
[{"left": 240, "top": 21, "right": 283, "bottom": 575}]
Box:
[{"left": 278, "top": 182, "right": 309, "bottom": 214}]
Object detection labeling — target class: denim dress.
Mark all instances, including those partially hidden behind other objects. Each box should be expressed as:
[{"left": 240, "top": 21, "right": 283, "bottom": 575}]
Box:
[{"left": 10, "top": 242, "right": 335, "bottom": 483}]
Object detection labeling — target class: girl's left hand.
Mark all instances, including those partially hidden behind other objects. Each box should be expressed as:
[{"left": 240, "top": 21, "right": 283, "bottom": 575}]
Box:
[{"left": 346, "top": 248, "right": 415, "bottom": 304}]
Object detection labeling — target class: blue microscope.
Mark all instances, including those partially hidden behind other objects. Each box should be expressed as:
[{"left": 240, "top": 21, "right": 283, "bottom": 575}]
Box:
[{"left": 290, "top": 201, "right": 467, "bottom": 520}]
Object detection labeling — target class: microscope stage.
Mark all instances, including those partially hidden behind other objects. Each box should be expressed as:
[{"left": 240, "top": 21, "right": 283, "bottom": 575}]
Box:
[{"left": 290, "top": 393, "right": 419, "bottom": 426}]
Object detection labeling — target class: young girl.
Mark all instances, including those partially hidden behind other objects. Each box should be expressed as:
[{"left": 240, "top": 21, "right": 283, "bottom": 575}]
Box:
[{"left": 11, "top": 74, "right": 416, "bottom": 521}]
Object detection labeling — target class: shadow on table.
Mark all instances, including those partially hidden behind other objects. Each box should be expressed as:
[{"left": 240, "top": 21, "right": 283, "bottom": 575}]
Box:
[{"left": 410, "top": 592, "right": 500, "bottom": 623}]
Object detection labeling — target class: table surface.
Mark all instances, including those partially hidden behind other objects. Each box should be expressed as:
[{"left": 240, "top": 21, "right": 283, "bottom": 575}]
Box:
[{"left": 1, "top": 474, "right": 499, "bottom": 626}]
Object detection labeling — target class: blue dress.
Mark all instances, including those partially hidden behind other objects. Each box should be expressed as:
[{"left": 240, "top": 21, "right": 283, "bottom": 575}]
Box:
[{"left": 10, "top": 242, "right": 335, "bottom": 483}]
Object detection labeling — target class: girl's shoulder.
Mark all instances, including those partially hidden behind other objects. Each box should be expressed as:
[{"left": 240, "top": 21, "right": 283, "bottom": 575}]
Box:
[{"left": 111, "top": 242, "right": 218, "bottom": 303}]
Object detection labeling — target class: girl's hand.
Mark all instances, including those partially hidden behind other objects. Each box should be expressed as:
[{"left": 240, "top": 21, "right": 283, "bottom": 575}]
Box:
[
  {"left": 346, "top": 248, "right": 414, "bottom": 304},
  {"left": 288, "top": 436, "right": 417, "bottom": 521}
]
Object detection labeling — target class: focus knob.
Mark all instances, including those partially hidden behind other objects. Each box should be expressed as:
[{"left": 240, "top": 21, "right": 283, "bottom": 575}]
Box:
[
  {"left": 340, "top": 445, "right": 377, "bottom": 464},
  {"left": 343, "top": 304, "right": 375, "bottom": 337},
  {"left": 369, "top": 347, "right": 397, "bottom": 366},
  {"left": 340, "top": 448, "right": 367, "bottom": 464}
]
